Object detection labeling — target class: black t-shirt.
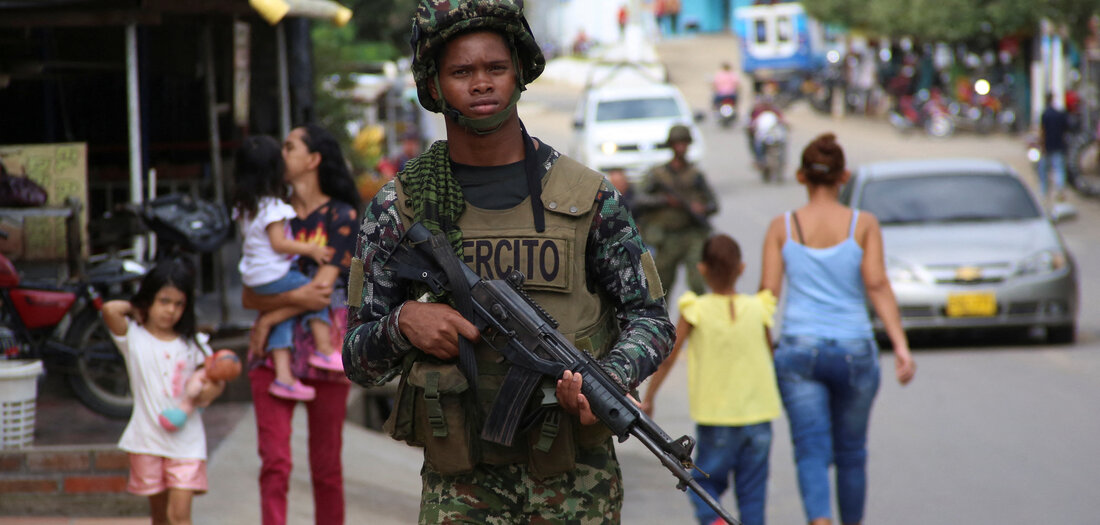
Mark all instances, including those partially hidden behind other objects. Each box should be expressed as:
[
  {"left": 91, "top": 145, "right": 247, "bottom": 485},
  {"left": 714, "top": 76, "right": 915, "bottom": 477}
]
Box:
[
  {"left": 1041, "top": 107, "right": 1069, "bottom": 152},
  {"left": 452, "top": 139, "right": 553, "bottom": 210}
]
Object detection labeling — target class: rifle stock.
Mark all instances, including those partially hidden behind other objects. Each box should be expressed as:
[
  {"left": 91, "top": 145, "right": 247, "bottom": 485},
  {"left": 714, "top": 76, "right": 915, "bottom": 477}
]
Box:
[{"left": 389, "top": 223, "right": 740, "bottom": 525}]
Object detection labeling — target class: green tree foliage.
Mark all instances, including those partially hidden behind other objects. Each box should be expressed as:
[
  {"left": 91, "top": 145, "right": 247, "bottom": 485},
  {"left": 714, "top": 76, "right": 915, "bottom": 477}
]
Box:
[
  {"left": 346, "top": 0, "right": 418, "bottom": 50},
  {"left": 309, "top": 1, "right": 417, "bottom": 176},
  {"left": 1041, "top": 0, "right": 1099, "bottom": 43},
  {"left": 311, "top": 20, "right": 400, "bottom": 174},
  {"left": 801, "top": 0, "right": 873, "bottom": 32},
  {"left": 805, "top": 0, "right": 1097, "bottom": 45}
]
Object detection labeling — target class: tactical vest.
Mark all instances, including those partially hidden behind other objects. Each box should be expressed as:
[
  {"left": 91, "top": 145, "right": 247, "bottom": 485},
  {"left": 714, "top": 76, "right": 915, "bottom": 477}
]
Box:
[
  {"left": 641, "top": 162, "right": 710, "bottom": 231},
  {"left": 386, "top": 154, "right": 618, "bottom": 479}
]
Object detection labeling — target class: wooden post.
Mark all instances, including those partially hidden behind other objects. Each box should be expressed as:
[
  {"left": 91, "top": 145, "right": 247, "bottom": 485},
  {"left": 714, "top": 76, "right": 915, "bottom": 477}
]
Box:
[{"left": 65, "top": 198, "right": 83, "bottom": 279}]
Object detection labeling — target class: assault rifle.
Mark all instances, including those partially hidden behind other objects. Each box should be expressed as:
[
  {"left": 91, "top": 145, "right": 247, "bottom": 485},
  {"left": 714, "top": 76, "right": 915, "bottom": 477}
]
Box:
[
  {"left": 387, "top": 223, "right": 739, "bottom": 525},
  {"left": 640, "top": 180, "right": 714, "bottom": 227}
]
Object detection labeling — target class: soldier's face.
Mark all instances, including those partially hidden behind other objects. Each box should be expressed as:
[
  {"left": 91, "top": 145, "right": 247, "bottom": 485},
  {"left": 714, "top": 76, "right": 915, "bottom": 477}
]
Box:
[{"left": 431, "top": 30, "right": 517, "bottom": 119}]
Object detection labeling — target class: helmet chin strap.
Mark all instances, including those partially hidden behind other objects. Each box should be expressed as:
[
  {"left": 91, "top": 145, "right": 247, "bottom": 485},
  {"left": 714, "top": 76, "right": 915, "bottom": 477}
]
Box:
[{"left": 437, "top": 83, "right": 522, "bottom": 135}]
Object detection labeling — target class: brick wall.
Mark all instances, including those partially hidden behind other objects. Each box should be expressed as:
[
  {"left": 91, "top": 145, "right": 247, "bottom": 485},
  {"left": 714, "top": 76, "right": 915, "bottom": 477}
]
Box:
[{"left": 0, "top": 445, "right": 145, "bottom": 516}]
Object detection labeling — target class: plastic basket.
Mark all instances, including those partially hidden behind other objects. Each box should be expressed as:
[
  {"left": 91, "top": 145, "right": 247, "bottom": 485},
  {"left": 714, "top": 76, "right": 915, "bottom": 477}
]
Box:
[{"left": 0, "top": 359, "right": 43, "bottom": 450}]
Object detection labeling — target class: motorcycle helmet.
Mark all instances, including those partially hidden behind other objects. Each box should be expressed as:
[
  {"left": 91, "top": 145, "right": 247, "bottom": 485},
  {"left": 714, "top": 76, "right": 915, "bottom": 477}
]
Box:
[{"left": 410, "top": 0, "right": 545, "bottom": 132}]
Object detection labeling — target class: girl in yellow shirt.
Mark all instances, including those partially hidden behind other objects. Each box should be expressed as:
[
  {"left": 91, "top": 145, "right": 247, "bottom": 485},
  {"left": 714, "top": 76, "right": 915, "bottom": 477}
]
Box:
[{"left": 643, "top": 233, "right": 780, "bottom": 525}]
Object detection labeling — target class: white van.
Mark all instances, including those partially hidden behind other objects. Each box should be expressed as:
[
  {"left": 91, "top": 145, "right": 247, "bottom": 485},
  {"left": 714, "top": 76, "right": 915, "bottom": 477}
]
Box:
[{"left": 569, "top": 81, "right": 705, "bottom": 181}]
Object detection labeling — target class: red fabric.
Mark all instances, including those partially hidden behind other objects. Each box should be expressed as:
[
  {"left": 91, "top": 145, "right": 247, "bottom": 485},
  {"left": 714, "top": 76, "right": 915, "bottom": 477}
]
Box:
[
  {"left": 250, "top": 366, "right": 350, "bottom": 525},
  {"left": 1066, "top": 90, "right": 1080, "bottom": 113}
]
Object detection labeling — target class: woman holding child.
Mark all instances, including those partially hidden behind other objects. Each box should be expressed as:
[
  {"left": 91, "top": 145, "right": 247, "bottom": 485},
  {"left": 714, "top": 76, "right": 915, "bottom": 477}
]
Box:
[{"left": 240, "top": 124, "right": 360, "bottom": 525}]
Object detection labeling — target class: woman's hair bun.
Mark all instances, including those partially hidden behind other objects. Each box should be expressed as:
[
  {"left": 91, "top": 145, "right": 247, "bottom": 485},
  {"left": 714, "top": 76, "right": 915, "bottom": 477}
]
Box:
[{"left": 800, "top": 133, "right": 845, "bottom": 185}]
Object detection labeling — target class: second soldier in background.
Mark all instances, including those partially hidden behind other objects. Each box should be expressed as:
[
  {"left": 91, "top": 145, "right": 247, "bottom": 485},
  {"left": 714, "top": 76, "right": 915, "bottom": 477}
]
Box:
[{"left": 635, "top": 124, "right": 719, "bottom": 296}]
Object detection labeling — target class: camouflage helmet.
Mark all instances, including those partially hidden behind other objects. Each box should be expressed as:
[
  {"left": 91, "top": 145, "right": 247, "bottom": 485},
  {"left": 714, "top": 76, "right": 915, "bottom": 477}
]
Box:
[
  {"left": 410, "top": 0, "right": 545, "bottom": 113},
  {"left": 666, "top": 124, "right": 693, "bottom": 145}
]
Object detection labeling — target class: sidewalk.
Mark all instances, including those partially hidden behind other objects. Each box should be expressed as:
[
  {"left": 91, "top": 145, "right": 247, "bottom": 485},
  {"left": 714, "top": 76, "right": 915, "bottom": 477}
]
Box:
[
  {"left": 192, "top": 403, "right": 424, "bottom": 524},
  {"left": 4, "top": 518, "right": 145, "bottom": 524},
  {"left": 8, "top": 398, "right": 427, "bottom": 523}
]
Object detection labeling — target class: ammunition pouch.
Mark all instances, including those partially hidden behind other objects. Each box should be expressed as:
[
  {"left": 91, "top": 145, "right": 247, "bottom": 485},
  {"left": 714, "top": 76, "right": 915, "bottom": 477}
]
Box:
[{"left": 384, "top": 360, "right": 477, "bottom": 475}]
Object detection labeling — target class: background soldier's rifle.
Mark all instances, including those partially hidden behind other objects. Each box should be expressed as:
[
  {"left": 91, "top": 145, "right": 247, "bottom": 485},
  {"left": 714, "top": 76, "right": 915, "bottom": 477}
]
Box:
[
  {"left": 648, "top": 179, "right": 714, "bottom": 227},
  {"left": 386, "top": 223, "right": 740, "bottom": 525}
]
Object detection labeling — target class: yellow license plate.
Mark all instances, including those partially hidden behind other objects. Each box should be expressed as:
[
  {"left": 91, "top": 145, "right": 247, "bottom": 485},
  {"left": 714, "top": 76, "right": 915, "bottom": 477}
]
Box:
[{"left": 946, "top": 292, "right": 997, "bottom": 317}]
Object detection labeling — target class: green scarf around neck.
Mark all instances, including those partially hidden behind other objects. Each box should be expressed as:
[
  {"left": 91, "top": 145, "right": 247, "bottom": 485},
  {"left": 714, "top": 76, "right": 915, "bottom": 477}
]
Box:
[{"left": 397, "top": 140, "right": 465, "bottom": 256}]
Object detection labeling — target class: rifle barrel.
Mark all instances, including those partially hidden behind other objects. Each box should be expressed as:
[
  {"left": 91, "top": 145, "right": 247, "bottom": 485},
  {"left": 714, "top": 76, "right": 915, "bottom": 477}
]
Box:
[{"left": 630, "top": 428, "right": 742, "bottom": 525}]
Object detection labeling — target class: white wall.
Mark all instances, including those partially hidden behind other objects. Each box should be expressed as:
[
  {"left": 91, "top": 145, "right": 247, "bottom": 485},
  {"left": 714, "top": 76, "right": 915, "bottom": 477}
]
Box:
[{"left": 527, "top": 0, "right": 633, "bottom": 55}]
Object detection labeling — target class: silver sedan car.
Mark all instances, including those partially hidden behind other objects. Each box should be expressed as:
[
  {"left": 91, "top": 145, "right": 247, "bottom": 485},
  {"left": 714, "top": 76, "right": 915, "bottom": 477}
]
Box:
[{"left": 839, "top": 158, "right": 1078, "bottom": 344}]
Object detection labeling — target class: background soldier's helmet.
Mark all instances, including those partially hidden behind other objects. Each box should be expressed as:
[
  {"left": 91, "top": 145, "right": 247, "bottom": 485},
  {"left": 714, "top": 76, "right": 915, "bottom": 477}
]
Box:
[
  {"left": 410, "top": 0, "right": 545, "bottom": 113},
  {"left": 666, "top": 124, "right": 694, "bottom": 145}
]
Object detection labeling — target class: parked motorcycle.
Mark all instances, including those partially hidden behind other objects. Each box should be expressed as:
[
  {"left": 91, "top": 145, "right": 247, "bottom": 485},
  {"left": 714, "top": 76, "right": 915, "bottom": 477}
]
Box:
[
  {"left": 888, "top": 89, "right": 954, "bottom": 138},
  {"left": 1, "top": 193, "right": 230, "bottom": 419},
  {"left": 1067, "top": 132, "right": 1100, "bottom": 199},
  {"left": 0, "top": 228, "right": 146, "bottom": 418},
  {"left": 947, "top": 99, "right": 995, "bottom": 135},
  {"left": 888, "top": 95, "right": 920, "bottom": 132}
]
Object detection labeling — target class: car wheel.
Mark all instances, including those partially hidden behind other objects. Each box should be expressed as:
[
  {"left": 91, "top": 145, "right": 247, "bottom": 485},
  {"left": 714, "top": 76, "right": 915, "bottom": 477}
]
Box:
[{"left": 1046, "top": 324, "right": 1076, "bottom": 345}]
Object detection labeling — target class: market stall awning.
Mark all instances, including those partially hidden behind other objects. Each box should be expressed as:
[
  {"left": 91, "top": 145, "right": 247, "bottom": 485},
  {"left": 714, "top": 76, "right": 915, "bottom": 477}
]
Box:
[
  {"left": 0, "top": 0, "right": 352, "bottom": 27},
  {"left": 249, "top": 0, "right": 351, "bottom": 27}
]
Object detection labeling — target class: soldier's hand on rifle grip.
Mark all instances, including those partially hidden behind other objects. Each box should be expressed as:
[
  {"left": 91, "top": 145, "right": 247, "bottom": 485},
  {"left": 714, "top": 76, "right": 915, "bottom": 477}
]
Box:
[
  {"left": 398, "top": 301, "right": 480, "bottom": 360},
  {"left": 556, "top": 370, "right": 598, "bottom": 425},
  {"left": 689, "top": 201, "right": 707, "bottom": 217}
]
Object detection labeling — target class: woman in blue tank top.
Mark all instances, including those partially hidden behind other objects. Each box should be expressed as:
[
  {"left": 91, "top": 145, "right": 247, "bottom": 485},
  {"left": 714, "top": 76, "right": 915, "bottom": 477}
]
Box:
[{"left": 759, "top": 133, "right": 916, "bottom": 525}]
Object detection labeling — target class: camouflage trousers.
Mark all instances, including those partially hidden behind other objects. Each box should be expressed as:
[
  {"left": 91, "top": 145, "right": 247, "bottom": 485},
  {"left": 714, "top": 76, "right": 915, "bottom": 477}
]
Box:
[
  {"left": 651, "top": 226, "right": 708, "bottom": 296},
  {"left": 418, "top": 440, "right": 623, "bottom": 524}
]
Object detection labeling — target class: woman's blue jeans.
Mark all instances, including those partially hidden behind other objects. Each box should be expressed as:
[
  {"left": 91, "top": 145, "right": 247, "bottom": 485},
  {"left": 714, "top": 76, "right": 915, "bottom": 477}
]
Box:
[
  {"left": 1036, "top": 150, "right": 1066, "bottom": 197},
  {"left": 773, "top": 335, "right": 880, "bottom": 524},
  {"left": 690, "top": 422, "right": 772, "bottom": 525}
]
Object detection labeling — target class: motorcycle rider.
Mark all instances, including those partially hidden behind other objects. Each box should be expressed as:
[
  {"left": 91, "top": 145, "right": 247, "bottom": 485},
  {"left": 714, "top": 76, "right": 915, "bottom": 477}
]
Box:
[
  {"left": 712, "top": 62, "right": 740, "bottom": 115},
  {"left": 747, "top": 84, "right": 788, "bottom": 170}
]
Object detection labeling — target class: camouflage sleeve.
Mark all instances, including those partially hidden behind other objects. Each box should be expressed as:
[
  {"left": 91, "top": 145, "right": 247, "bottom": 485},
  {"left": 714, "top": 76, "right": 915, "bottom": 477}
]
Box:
[
  {"left": 587, "top": 179, "right": 674, "bottom": 390},
  {"left": 343, "top": 181, "right": 414, "bottom": 387}
]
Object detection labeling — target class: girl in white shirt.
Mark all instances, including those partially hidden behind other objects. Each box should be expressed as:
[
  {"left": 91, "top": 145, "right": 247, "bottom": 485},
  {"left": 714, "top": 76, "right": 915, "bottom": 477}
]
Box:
[
  {"left": 232, "top": 135, "right": 341, "bottom": 402},
  {"left": 102, "top": 258, "right": 227, "bottom": 524}
]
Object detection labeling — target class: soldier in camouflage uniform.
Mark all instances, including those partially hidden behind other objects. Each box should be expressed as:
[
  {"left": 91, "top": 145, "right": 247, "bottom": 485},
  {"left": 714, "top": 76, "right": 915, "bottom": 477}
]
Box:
[
  {"left": 341, "top": 1, "right": 674, "bottom": 523},
  {"left": 634, "top": 124, "right": 719, "bottom": 296}
]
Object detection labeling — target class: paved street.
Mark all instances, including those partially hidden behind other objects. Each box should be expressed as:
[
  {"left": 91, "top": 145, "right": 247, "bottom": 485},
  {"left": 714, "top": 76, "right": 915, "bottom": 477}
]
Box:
[{"left": 600, "top": 35, "right": 1100, "bottom": 525}]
